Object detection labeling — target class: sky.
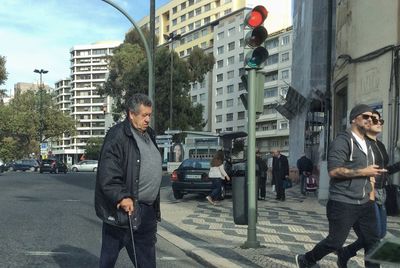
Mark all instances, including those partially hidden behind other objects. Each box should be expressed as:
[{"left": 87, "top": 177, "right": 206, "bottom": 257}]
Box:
[{"left": 0, "top": 0, "right": 170, "bottom": 95}]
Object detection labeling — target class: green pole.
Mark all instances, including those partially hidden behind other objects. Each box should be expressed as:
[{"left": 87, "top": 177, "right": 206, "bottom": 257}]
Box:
[
  {"left": 101, "top": 0, "right": 155, "bottom": 129},
  {"left": 242, "top": 69, "right": 260, "bottom": 248}
]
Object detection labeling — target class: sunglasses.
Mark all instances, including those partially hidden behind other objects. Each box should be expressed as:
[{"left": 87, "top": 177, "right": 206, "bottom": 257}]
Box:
[
  {"left": 372, "top": 118, "right": 385, "bottom": 125},
  {"left": 361, "top": 114, "right": 373, "bottom": 120}
]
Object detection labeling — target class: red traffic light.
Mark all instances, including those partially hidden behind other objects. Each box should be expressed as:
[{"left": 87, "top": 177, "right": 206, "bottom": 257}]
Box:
[{"left": 245, "top": 5, "right": 268, "bottom": 28}]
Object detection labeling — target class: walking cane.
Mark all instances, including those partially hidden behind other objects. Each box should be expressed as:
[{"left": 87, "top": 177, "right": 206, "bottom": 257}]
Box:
[{"left": 128, "top": 212, "right": 138, "bottom": 268}]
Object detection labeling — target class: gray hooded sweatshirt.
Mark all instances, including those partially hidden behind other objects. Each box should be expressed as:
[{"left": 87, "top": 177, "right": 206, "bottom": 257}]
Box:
[{"left": 327, "top": 129, "right": 373, "bottom": 205}]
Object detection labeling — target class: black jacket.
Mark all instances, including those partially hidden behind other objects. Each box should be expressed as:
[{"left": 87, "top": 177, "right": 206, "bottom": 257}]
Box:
[
  {"left": 297, "top": 156, "right": 313, "bottom": 175},
  {"left": 272, "top": 154, "right": 289, "bottom": 184},
  {"left": 328, "top": 129, "right": 373, "bottom": 204},
  {"left": 94, "top": 118, "right": 161, "bottom": 228}
]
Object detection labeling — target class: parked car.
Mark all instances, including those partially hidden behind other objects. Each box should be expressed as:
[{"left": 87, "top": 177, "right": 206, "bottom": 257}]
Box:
[
  {"left": 8, "top": 159, "right": 39, "bottom": 172},
  {"left": 0, "top": 159, "right": 4, "bottom": 173},
  {"left": 39, "top": 159, "right": 68, "bottom": 174},
  {"left": 71, "top": 160, "right": 98, "bottom": 172},
  {"left": 170, "top": 158, "right": 232, "bottom": 200}
]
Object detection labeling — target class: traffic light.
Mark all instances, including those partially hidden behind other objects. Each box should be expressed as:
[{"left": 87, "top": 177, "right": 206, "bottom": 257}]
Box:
[
  {"left": 239, "top": 73, "right": 264, "bottom": 114},
  {"left": 244, "top": 5, "right": 269, "bottom": 69}
]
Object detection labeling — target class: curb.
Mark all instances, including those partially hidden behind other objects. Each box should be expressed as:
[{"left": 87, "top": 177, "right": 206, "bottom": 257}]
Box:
[{"left": 157, "top": 225, "right": 242, "bottom": 268}]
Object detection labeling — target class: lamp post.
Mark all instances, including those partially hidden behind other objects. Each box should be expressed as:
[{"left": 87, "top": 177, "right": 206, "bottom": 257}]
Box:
[
  {"left": 163, "top": 33, "right": 181, "bottom": 130},
  {"left": 34, "top": 68, "right": 48, "bottom": 156}
]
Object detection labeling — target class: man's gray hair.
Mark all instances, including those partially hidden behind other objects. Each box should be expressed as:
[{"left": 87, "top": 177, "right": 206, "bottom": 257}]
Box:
[{"left": 126, "top": 93, "right": 152, "bottom": 115}]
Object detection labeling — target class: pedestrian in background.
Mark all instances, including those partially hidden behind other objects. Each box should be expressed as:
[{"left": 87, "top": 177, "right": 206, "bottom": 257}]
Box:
[
  {"left": 95, "top": 93, "right": 162, "bottom": 268},
  {"left": 337, "top": 110, "right": 400, "bottom": 267},
  {"left": 206, "top": 150, "right": 230, "bottom": 205},
  {"left": 256, "top": 150, "right": 268, "bottom": 200},
  {"left": 295, "top": 104, "right": 384, "bottom": 268},
  {"left": 297, "top": 153, "right": 313, "bottom": 195},
  {"left": 271, "top": 149, "right": 289, "bottom": 201}
]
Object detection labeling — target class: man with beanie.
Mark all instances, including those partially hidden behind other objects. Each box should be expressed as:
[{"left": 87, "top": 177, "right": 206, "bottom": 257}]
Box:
[{"left": 295, "top": 104, "right": 385, "bottom": 268}]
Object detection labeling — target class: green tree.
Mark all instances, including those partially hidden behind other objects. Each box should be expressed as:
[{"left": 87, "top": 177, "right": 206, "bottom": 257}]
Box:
[
  {"left": 0, "top": 55, "right": 7, "bottom": 86},
  {"left": 99, "top": 29, "right": 215, "bottom": 134},
  {"left": 0, "top": 90, "right": 76, "bottom": 159},
  {"left": 84, "top": 137, "right": 104, "bottom": 160}
]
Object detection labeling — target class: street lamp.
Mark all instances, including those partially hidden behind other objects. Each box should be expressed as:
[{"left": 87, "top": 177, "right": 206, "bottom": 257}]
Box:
[
  {"left": 34, "top": 69, "right": 48, "bottom": 157},
  {"left": 163, "top": 32, "right": 181, "bottom": 130}
]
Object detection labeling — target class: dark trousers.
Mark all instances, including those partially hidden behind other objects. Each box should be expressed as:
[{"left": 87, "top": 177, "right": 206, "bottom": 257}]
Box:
[
  {"left": 99, "top": 203, "right": 157, "bottom": 268},
  {"left": 305, "top": 200, "right": 379, "bottom": 268},
  {"left": 343, "top": 202, "right": 387, "bottom": 260},
  {"left": 210, "top": 178, "right": 223, "bottom": 200},
  {"left": 300, "top": 174, "right": 307, "bottom": 195},
  {"left": 258, "top": 177, "right": 267, "bottom": 198},
  {"left": 276, "top": 177, "right": 285, "bottom": 200}
]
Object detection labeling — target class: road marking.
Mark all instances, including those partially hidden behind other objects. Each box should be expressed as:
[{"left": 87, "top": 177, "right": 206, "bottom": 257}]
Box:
[
  {"left": 158, "top": 256, "right": 178, "bottom": 261},
  {"left": 60, "top": 199, "right": 80, "bottom": 202},
  {"left": 25, "top": 251, "right": 70, "bottom": 256}
]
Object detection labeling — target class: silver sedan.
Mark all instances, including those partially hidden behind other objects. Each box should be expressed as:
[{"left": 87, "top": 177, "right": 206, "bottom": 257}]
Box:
[{"left": 71, "top": 160, "right": 98, "bottom": 172}]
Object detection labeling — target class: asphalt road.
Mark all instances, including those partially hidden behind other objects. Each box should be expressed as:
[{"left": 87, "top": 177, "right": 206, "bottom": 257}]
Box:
[{"left": 0, "top": 171, "right": 202, "bottom": 268}]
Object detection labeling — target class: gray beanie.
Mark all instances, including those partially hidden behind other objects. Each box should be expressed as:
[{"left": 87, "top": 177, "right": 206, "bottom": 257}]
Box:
[{"left": 349, "top": 104, "right": 373, "bottom": 122}]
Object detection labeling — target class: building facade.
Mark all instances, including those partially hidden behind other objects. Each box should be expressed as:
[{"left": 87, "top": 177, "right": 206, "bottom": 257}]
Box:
[
  {"left": 138, "top": 0, "right": 292, "bottom": 155},
  {"left": 51, "top": 41, "right": 121, "bottom": 164}
]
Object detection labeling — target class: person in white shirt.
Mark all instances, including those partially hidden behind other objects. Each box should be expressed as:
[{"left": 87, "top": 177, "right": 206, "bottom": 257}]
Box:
[{"left": 206, "top": 150, "right": 230, "bottom": 205}]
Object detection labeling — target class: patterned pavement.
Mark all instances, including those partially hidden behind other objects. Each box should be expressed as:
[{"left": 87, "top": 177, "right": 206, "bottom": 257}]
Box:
[{"left": 160, "top": 183, "right": 400, "bottom": 268}]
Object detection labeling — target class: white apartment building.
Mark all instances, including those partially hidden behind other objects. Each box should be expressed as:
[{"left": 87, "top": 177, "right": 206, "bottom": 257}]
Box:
[{"left": 52, "top": 41, "right": 121, "bottom": 163}]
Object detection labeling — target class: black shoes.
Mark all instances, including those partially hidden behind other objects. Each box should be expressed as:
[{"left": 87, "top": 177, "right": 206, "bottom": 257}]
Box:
[{"left": 295, "top": 254, "right": 319, "bottom": 268}]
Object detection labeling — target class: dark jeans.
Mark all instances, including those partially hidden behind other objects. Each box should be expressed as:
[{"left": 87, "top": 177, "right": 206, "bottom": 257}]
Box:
[
  {"left": 276, "top": 177, "right": 285, "bottom": 200},
  {"left": 258, "top": 177, "right": 267, "bottom": 198},
  {"left": 210, "top": 178, "right": 223, "bottom": 200},
  {"left": 300, "top": 174, "right": 307, "bottom": 195},
  {"left": 343, "top": 202, "right": 387, "bottom": 260},
  {"left": 99, "top": 203, "right": 157, "bottom": 268},
  {"left": 305, "top": 200, "right": 379, "bottom": 268}
]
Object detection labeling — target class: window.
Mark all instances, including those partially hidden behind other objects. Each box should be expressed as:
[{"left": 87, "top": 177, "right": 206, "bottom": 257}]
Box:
[
  {"left": 201, "top": 28, "right": 208, "bottom": 36},
  {"left": 239, "top": 38, "right": 244, "bottom": 47},
  {"left": 226, "top": 99, "right": 233, "bottom": 107},
  {"left": 172, "top": 6, "right": 177, "bottom": 14},
  {"left": 188, "top": 23, "right": 194, "bottom": 31},
  {"left": 216, "top": 87, "right": 223, "bottom": 95},
  {"left": 281, "top": 52, "right": 289, "bottom": 62},
  {"left": 216, "top": 128, "right": 222, "bottom": 133},
  {"left": 239, "top": 53, "right": 244, "bottom": 62},
  {"left": 189, "top": 10, "right": 194, "bottom": 18},
  {"left": 216, "top": 115, "right": 222, "bottom": 123},
  {"left": 239, "top": 68, "right": 245, "bottom": 76},
  {"left": 204, "top": 3, "right": 211, "bottom": 11},
  {"left": 200, "top": 80, "right": 206, "bottom": 88},
  {"left": 200, "top": 93, "right": 206, "bottom": 101},
  {"left": 204, "top": 16, "right": 210, "bottom": 24},
  {"left": 224, "top": 8, "right": 232, "bottom": 15},
  {"left": 217, "top": 73, "right": 223, "bottom": 82},
  {"left": 217, "top": 32, "right": 224, "bottom": 40},
  {"left": 228, "top": 27, "right": 235, "bottom": 36},
  {"left": 280, "top": 86, "right": 288, "bottom": 97},
  {"left": 281, "top": 35, "right": 290, "bottom": 46},
  {"left": 187, "top": 48, "right": 192, "bottom": 54},
  {"left": 195, "top": 7, "right": 202, "bottom": 15},
  {"left": 179, "top": 51, "right": 185, "bottom": 57},
  {"left": 227, "top": 56, "right": 234, "bottom": 65},
  {"left": 238, "top": 111, "right": 245, "bottom": 120},
  {"left": 238, "top": 82, "right": 245, "bottom": 91},
  {"left": 264, "top": 104, "right": 275, "bottom": 115},
  {"left": 281, "top": 69, "right": 289, "bottom": 79},
  {"left": 265, "top": 87, "right": 278, "bottom": 98},
  {"left": 266, "top": 38, "right": 279, "bottom": 49},
  {"left": 217, "top": 46, "right": 224, "bottom": 54},
  {"left": 180, "top": 27, "right": 186, "bottom": 34},
  {"left": 195, "top": 20, "right": 201, "bottom": 28},
  {"left": 265, "top": 71, "right": 278, "bottom": 82},
  {"left": 266, "top": 54, "right": 278, "bottom": 65},
  {"left": 226, "top": 113, "right": 233, "bottom": 121},
  {"left": 216, "top": 101, "right": 223, "bottom": 109},
  {"left": 180, "top": 14, "right": 186, "bottom": 22},
  {"left": 280, "top": 121, "right": 288, "bottom": 129},
  {"left": 192, "top": 95, "right": 197, "bottom": 102},
  {"left": 226, "top": 127, "right": 233, "bottom": 131},
  {"left": 237, "top": 125, "right": 245, "bottom": 131},
  {"left": 217, "top": 60, "right": 224, "bottom": 68},
  {"left": 193, "top": 32, "right": 199, "bottom": 39},
  {"left": 181, "top": 2, "right": 186, "bottom": 9},
  {"left": 227, "top": 84, "right": 234, "bottom": 93},
  {"left": 192, "top": 83, "right": 198, "bottom": 90},
  {"left": 228, "top": 41, "right": 235, "bottom": 51},
  {"left": 172, "top": 18, "right": 177, "bottom": 26},
  {"left": 227, "top": 70, "right": 234, "bottom": 79}
]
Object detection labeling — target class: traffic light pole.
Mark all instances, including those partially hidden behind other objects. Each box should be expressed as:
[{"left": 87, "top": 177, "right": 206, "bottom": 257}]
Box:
[
  {"left": 102, "top": 0, "right": 155, "bottom": 129},
  {"left": 242, "top": 69, "right": 260, "bottom": 248}
]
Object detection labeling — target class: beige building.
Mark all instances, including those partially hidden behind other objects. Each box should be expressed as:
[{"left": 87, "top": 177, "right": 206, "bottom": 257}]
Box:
[{"left": 138, "top": 0, "right": 292, "bottom": 148}]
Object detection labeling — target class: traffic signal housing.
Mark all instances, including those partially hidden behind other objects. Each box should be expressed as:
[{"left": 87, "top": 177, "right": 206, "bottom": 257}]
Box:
[
  {"left": 244, "top": 6, "right": 269, "bottom": 69},
  {"left": 239, "top": 73, "right": 265, "bottom": 114}
]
